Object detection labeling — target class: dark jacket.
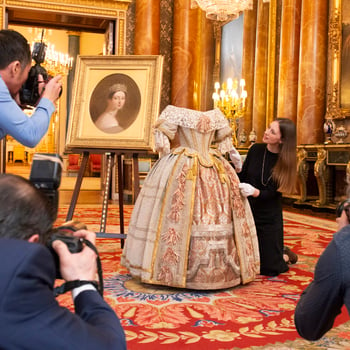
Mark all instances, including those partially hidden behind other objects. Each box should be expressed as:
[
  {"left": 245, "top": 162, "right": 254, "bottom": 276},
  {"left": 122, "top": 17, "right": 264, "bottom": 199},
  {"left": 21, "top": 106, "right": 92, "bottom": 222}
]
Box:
[
  {"left": 0, "top": 238, "right": 126, "bottom": 349},
  {"left": 295, "top": 225, "right": 350, "bottom": 340}
]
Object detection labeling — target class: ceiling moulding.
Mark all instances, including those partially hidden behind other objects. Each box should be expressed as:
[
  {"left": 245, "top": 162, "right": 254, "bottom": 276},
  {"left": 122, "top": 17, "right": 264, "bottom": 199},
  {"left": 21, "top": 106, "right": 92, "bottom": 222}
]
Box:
[{"left": 4, "top": 0, "right": 132, "bottom": 15}]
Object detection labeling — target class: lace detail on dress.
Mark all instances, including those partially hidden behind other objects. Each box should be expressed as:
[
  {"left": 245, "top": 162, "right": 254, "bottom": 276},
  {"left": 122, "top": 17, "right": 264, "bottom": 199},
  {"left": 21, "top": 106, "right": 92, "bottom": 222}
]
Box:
[
  {"left": 158, "top": 105, "right": 229, "bottom": 131},
  {"left": 217, "top": 137, "right": 233, "bottom": 154},
  {"left": 167, "top": 163, "right": 188, "bottom": 222}
]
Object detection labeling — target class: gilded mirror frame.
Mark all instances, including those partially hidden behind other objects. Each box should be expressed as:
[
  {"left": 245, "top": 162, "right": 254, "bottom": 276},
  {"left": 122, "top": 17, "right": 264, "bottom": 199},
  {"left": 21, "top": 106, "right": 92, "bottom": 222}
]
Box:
[{"left": 327, "top": 0, "right": 350, "bottom": 119}]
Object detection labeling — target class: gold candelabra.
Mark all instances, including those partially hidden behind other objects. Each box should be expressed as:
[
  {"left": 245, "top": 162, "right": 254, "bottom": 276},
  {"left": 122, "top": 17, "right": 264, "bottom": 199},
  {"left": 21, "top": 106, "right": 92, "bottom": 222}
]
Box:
[
  {"left": 34, "top": 42, "right": 74, "bottom": 76},
  {"left": 212, "top": 78, "right": 247, "bottom": 146}
]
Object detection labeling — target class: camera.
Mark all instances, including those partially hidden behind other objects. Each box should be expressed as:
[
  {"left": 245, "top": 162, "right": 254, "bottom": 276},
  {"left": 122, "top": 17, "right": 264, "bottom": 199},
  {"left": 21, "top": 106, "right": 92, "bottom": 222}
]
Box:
[
  {"left": 46, "top": 223, "right": 85, "bottom": 279},
  {"left": 29, "top": 153, "right": 85, "bottom": 279},
  {"left": 29, "top": 153, "right": 63, "bottom": 215},
  {"left": 20, "top": 35, "right": 61, "bottom": 107},
  {"left": 336, "top": 199, "right": 350, "bottom": 221}
]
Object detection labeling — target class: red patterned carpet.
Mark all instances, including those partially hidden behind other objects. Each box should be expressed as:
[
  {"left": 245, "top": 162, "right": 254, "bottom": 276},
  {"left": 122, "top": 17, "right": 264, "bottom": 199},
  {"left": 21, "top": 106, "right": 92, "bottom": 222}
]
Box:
[{"left": 55, "top": 205, "right": 350, "bottom": 349}]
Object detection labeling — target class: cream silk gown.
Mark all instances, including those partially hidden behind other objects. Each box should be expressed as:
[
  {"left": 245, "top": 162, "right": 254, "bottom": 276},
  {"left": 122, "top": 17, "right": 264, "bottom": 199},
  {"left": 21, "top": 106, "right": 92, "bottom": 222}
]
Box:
[{"left": 121, "top": 105, "right": 259, "bottom": 289}]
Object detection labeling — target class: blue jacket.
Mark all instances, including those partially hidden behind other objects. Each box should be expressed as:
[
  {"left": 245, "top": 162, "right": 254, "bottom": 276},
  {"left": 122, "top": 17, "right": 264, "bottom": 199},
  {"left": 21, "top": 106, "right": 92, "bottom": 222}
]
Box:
[
  {"left": 0, "top": 238, "right": 126, "bottom": 349},
  {"left": 0, "top": 75, "right": 55, "bottom": 147}
]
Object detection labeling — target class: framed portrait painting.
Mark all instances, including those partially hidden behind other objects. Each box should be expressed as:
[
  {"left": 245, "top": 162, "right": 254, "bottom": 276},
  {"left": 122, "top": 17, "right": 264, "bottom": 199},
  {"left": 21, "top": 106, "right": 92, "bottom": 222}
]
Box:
[{"left": 65, "top": 55, "right": 164, "bottom": 151}]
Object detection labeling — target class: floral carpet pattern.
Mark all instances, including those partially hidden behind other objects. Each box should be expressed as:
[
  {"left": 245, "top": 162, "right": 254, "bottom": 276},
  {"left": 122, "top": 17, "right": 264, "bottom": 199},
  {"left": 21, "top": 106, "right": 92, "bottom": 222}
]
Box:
[{"left": 56, "top": 205, "right": 350, "bottom": 349}]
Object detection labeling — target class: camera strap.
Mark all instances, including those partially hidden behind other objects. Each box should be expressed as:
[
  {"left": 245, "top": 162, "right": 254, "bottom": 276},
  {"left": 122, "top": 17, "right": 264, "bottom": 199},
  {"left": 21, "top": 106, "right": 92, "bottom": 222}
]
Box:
[
  {"left": 54, "top": 280, "right": 99, "bottom": 297},
  {"left": 54, "top": 238, "right": 104, "bottom": 297}
]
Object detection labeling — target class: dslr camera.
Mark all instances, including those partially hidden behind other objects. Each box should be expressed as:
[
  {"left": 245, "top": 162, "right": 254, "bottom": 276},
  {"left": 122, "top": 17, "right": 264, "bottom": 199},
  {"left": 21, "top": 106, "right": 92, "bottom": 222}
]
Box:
[
  {"left": 29, "top": 153, "right": 84, "bottom": 279},
  {"left": 46, "top": 222, "right": 87, "bottom": 279},
  {"left": 20, "top": 34, "right": 62, "bottom": 107}
]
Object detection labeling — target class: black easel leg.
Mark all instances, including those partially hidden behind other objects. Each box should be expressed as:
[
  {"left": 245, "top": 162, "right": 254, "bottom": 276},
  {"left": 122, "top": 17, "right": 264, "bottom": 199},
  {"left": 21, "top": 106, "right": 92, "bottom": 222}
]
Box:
[{"left": 66, "top": 151, "right": 89, "bottom": 221}]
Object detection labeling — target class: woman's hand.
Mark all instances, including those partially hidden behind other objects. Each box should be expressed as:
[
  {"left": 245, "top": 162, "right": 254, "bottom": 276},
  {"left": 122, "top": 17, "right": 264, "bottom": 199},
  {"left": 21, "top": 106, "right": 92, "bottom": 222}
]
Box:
[{"left": 239, "top": 183, "right": 260, "bottom": 197}]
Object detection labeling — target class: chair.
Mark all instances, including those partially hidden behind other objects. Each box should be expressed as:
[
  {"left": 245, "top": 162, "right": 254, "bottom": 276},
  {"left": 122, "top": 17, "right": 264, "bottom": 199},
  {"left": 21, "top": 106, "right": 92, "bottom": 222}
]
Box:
[
  {"left": 89, "top": 154, "right": 102, "bottom": 176},
  {"left": 67, "top": 154, "right": 80, "bottom": 175},
  {"left": 13, "top": 145, "right": 26, "bottom": 163}
]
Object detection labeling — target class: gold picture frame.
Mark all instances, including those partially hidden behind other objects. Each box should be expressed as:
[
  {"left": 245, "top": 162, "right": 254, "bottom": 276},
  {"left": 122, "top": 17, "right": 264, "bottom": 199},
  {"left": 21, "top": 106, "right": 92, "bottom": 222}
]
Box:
[
  {"left": 65, "top": 55, "right": 164, "bottom": 151},
  {"left": 327, "top": 0, "right": 350, "bottom": 119}
]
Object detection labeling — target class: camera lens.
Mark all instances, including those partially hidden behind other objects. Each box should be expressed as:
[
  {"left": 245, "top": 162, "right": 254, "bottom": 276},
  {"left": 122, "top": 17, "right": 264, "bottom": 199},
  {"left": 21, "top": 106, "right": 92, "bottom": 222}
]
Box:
[{"left": 336, "top": 199, "right": 350, "bottom": 218}]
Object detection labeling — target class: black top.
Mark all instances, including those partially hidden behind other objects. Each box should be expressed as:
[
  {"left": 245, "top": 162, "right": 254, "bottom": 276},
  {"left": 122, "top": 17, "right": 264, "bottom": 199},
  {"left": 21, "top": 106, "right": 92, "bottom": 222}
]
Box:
[
  {"left": 239, "top": 143, "right": 288, "bottom": 276},
  {"left": 239, "top": 143, "right": 281, "bottom": 214}
]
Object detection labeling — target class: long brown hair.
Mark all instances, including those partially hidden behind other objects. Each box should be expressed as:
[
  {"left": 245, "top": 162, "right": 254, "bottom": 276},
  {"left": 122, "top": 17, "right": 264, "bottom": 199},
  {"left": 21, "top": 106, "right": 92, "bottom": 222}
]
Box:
[{"left": 272, "top": 118, "right": 297, "bottom": 194}]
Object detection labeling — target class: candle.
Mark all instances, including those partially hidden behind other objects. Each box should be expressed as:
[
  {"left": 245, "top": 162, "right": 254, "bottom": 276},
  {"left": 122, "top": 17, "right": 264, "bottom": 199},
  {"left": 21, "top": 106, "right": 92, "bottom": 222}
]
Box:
[
  {"left": 212, "top": 92, "right": 219, "bottom": 107},
  {"left": 231, "top": 90, "right": 238, "bottom": 104},
  {"left": 220, "top": 90, "right": 225, "bottom": 100},
  {"left": 241, "top": 90, "right": 247, "bottom": 107}
]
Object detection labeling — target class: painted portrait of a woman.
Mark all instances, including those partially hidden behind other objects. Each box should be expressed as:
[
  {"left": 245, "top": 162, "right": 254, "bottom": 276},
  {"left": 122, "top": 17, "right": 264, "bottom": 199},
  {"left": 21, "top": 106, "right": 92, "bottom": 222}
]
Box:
[
  {"left": 89, "top": 73, "right": 141, "bottom": 134},
  {"left": 95, "top": 83, "right": 127, "bottom": 133}
]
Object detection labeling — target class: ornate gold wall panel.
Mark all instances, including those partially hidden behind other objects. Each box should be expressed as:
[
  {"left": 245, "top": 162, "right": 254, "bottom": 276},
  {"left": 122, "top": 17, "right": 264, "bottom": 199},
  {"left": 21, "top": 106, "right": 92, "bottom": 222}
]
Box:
[{"left": 326, "top": 0, "right": 350, "bottom": 120}]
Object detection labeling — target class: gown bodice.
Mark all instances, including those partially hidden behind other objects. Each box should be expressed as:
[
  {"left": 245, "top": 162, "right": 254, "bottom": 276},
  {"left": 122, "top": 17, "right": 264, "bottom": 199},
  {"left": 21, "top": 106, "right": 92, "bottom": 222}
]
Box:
[
  {"left": 176, "top": 126, "right": 215, "bottom": 163},
  {"left": 154, "top": 105, "right": 233, "bottom": 163}
]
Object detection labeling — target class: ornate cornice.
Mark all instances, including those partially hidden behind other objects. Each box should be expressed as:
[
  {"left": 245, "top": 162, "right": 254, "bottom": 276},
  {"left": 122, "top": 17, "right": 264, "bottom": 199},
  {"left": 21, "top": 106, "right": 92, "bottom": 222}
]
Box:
[{"left": 5, "top": 0, "right": 131, "bottom": 16}]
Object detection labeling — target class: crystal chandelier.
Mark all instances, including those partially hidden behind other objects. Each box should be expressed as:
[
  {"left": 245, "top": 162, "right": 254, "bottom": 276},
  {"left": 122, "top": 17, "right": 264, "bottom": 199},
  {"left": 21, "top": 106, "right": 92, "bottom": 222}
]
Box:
[{"left": 191, "top": 0, "right": 253, "bottom": 21}]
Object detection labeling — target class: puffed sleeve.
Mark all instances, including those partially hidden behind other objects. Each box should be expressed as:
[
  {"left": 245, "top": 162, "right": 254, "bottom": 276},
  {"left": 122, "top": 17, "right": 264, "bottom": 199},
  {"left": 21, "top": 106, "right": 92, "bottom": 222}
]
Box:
[
  {"left": 153, "top": 119, "right": 178, "bottom": 157},
  {"left": 215, "top": 126, "right": 234, "bottom": 155}
]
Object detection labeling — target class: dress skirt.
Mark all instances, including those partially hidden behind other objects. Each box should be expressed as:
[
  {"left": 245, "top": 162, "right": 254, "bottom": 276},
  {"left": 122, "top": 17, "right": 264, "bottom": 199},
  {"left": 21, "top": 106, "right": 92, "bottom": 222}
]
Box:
[{"left": 121, "top": 146, "right": 260, "bottom": 289}]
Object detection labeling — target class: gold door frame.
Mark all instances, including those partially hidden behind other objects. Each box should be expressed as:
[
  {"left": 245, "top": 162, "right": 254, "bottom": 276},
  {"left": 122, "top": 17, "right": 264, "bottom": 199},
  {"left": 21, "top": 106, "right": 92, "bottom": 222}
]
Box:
[
  {"left": 0, "top": 0, "right": 131, "bottom": 172},
  {"left": 0, "top": 0, "right": 131, "bottom": 55}
]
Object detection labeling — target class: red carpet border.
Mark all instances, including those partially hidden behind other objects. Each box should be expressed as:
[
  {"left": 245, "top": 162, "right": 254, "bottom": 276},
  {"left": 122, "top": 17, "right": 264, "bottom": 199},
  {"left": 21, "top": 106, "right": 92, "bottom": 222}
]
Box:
[{"left": 55, "top": 205, "right": 350, "bottom": 349}]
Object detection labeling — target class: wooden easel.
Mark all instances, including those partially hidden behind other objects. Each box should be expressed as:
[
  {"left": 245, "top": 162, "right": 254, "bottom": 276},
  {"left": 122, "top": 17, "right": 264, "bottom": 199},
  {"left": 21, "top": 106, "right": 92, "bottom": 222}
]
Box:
[{"left": 65, "top": 149, "right": 141, "bottom": 247}]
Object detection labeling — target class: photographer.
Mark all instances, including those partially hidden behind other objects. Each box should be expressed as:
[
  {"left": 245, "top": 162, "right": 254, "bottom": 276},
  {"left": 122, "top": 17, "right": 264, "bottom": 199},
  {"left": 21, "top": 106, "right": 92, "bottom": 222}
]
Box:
[
  {"left": 294, "top": 188, "right": 350, "bottom": 341},
  {"left": 0, "top": 174, "right": 126, "bottom": 349},
  {"left": 0, "top": 29, "right": 62, "bottom": 147}
]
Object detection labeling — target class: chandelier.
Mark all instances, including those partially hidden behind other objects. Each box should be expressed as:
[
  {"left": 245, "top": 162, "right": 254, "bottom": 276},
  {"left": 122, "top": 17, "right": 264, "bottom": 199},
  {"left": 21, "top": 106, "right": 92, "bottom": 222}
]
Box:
[
  {"left": 42, "top": 43, "right": 74, "bottom": 76},
  {"left": 191, "top": 0, "right": 253, "bottom": 21},
  {"left": 213, "top": 78, "right": 247, "bottom": 146}
]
